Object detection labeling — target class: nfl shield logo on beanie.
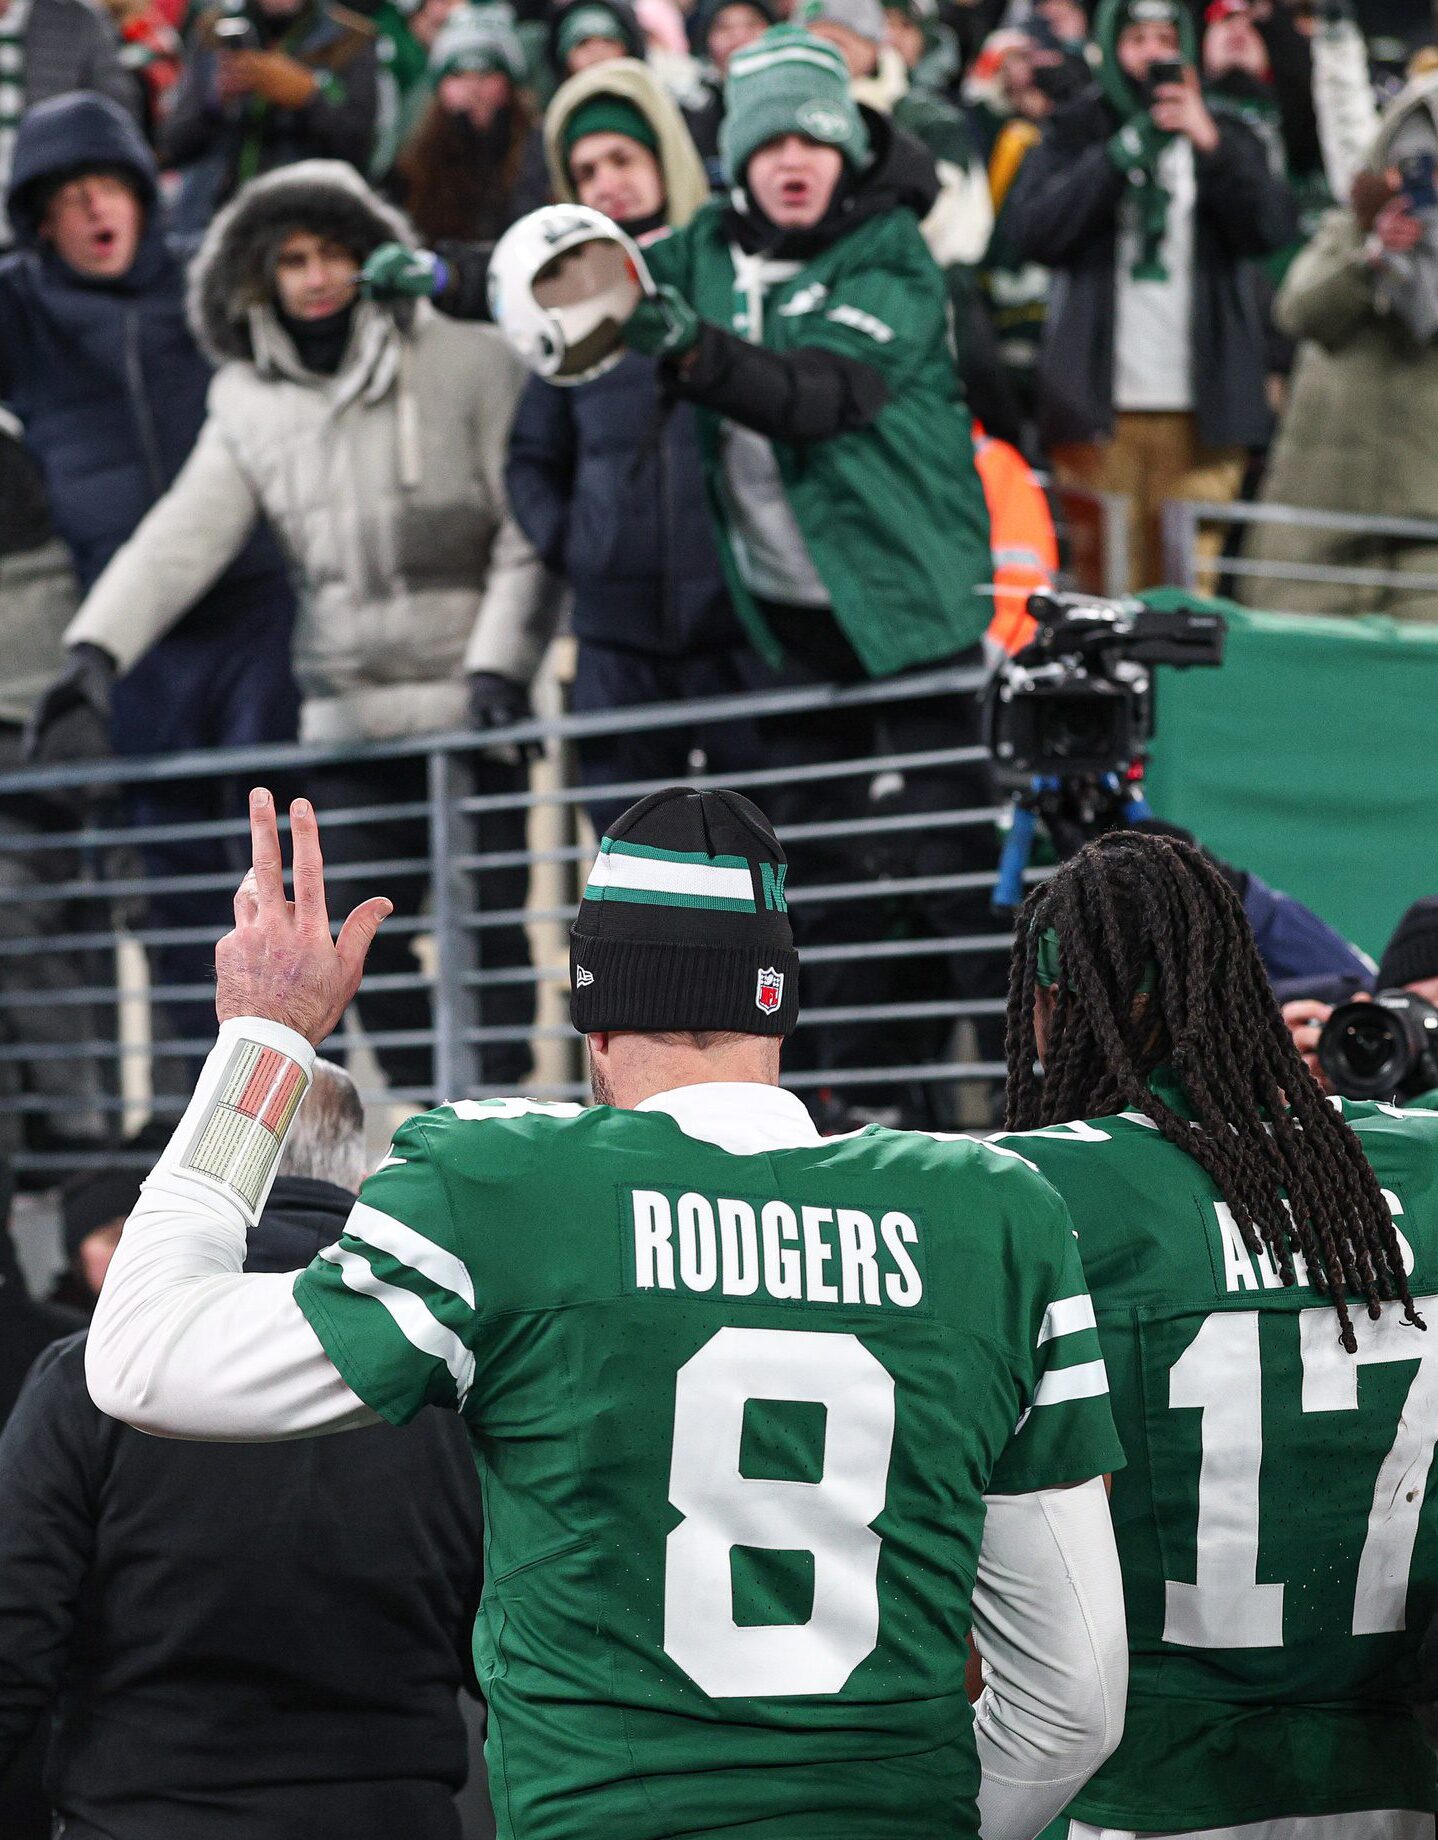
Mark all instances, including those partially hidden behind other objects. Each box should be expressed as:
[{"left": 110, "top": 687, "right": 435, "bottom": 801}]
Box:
[
  {"left": 569, "top": 787, "right": 799, "bottom": 1037},
  {"left": 755, "top": 967, "right": 784, "bottom": 1014}
]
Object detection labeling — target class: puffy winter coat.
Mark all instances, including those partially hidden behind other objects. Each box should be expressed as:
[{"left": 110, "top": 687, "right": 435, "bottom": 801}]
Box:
[
  {"left": 647, "top": 112, "right": 993, "bottom": 677},
  {"left": 1242, "top": 77, "right": 1438, "bottom": 613},
  {"left": 0, "top": 94, "right": 286, "bottom": 605},
  {"left": 67, "top": 162, "right": 561, "bottom": 743},
  {"left": 505, "top": 58, "right": 738, "bottom": 658}
]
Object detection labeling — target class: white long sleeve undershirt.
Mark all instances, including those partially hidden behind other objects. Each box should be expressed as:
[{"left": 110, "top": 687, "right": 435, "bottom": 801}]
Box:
[{"left": 973, "top": 1479, "right": 1128, "bottom": 1840}]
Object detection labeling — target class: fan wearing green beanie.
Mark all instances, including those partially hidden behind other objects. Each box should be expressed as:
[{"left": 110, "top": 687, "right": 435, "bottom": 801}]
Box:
[
  {"left": 382, "top": 4, "right": 549, "bottom": 250},
  {"left": 547, "top": 0, "right": 647, "bottom": 79},
  {"left": 1002, "top": 0, "right": 1297, "bottom": 591},
  {"left": 605, "top": 21, "right": 1005, "bottom": 1106}
]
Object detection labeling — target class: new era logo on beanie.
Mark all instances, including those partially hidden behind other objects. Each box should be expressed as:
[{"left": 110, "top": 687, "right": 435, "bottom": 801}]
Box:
[{"left": 570, "top": 787, "right": 799, "bottom": 1037}]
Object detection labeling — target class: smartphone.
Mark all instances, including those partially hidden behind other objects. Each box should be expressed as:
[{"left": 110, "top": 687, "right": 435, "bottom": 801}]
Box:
[
  {"left": 1146, "top": 57, "right": 1186, "bottom": 94},
  {"left": 1399, "top": 151, "right": 1438, "bottom": 212}
]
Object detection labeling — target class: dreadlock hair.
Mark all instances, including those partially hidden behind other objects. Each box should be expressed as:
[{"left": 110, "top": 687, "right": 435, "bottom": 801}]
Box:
[{"left": 1004, "top": 830, "right": 1422, "bottom": 1352}]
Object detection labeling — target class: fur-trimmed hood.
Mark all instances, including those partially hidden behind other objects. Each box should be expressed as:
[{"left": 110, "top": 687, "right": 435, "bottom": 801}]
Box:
[{"left": 187, "top": 159, "right": 416, "bottom": 365}]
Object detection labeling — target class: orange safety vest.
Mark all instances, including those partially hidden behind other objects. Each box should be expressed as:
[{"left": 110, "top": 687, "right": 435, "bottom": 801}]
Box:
[{"left": 975, "top": 422, "right": 1057, "bottom": 658}]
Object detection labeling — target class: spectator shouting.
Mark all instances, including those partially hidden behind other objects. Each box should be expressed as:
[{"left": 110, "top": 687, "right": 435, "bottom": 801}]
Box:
[
  {"left": 0, "top": 1062, "right": 486, "bottom": 1840},
  {"left": 6, "top": 94, "right": 298, "bottom": 1093},
  {"left": 507, "top": 59, "right": 767, "bottom": 829},
  {"left": 162, "top": 0, "right": 379, "bottom": 231},
  {"left": 0, "top": 0, "right": 137, "bottom": 239},
  {"left": 1243, "top": 70, "right": 1438, "bottom": 621},
  {"left": 389, "top": 4, "right": 547, "bottom": 244},
  {"left": 55, "top": 161, "right": 561, "bottom": 1095},
  {"left": 614, "top": 25, "right": 998, "bottom": 1118},
  {"left": 1005, "top": 0, "right": 1295, "bottom": 589}
]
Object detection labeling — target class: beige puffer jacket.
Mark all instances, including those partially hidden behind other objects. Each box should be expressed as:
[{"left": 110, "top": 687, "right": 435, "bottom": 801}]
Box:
[
  {"left": 68, "top": 161, "right": 563, "bottom": 742},
  {"left": 1242, "top": 76, "right": 1438, "bottom": 617}
]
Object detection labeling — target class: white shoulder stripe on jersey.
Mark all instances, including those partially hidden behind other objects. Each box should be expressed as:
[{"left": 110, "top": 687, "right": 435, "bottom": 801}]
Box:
[
  {"left": 1033, "top": 1358, "right": 1109, "bottom": 1407},
  {"left": 342, "top": 1201, "right": 475, "bottom": 1307},
  {"left": 1037, "top": 1294, "right": 1097, "bottom": 1345},
  {"left": 444, "top": 1097, "right": 585, "bottom": 1122},
  {"left": 320, "top": 1243, "right": 475, "bottom": 1407}
]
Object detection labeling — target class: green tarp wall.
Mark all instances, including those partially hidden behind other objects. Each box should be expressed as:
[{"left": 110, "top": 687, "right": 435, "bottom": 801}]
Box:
[{"left": 1142, "top": 593, "right": 1438, "bottom": 960}]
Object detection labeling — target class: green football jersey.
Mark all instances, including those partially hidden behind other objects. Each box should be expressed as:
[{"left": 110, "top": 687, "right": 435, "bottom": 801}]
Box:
[
  {"left": 995, "top": 1096, "right": 1438, "bottom": 1832},
  {"left": 292, "top": 1097, "right": 1124, "bottom": 1840}
]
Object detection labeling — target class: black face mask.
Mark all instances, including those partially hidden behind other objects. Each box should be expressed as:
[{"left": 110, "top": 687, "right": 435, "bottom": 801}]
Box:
[
  {"left": 615, "top": 204, "right": 670, "bottom": 241},
  {"left": 277, "top": 298, "right": 356, "bottom": 375}
]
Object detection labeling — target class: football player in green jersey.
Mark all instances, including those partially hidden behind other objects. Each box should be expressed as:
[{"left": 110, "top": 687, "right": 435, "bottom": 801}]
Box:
[
  {"left": 992, "top": 829, "right": 1438, "bottom": 1840},
  {"left": 87, "top": 782, "right": 1130, "bottom": 1840}
]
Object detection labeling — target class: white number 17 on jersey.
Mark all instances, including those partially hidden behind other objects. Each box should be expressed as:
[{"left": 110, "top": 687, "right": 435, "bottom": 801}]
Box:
[{"left": 1163, "top": 1297, "right": 1438, "bottom": 1648}]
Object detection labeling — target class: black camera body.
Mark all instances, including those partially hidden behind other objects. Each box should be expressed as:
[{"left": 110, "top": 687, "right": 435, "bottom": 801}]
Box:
[
  {"left": 1318, "top": 990, "right": 1438, "bottom": 1102},
  {"left": 984, "top": 590, "right": 1227, "bottom": 782}
]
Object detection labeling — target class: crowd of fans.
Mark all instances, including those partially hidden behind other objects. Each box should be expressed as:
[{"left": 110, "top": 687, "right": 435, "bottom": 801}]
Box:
[
  {"left": 0, "top": 0, "right": 1430, "bottom": 1148},
  {"left": 0, "top": 0, "right": 1432, "bottom": 1829}
]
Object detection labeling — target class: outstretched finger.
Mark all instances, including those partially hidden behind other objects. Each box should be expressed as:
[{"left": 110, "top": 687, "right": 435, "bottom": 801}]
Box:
[
  {"left": 248, "top": 788, "right": 287, "bottom": 914},
  {"left": 335, "top": 896, "right": 394, "bottom": 992},
  {"left": 289, "top": 797, "right": 329, "bottom": 933}
]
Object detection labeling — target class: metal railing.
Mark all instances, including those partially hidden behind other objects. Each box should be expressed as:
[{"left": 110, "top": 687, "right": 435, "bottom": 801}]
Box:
[
  {"left": 1162, "top": 498, "right": 1438, "bottom": 599},
  {"left": 0, "top": 662, "right": 1026, "bottom": 1174}
]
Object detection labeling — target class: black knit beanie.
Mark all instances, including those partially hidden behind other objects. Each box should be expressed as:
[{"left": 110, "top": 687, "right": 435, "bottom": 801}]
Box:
[
  {"left": 1378, "top": 898, "right": 1438, "bottom": 991},
  {"left": 570, "top": 787, "right": 799, "bottom": 1036}
]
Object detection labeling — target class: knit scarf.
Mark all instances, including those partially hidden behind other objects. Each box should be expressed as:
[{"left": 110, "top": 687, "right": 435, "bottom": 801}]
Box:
[
  {"left": 0, "top": 0, "right": 31, "bottom": 242},
  {"left": 1093, "top": 0, "right": 1197, "bottom": 282}
]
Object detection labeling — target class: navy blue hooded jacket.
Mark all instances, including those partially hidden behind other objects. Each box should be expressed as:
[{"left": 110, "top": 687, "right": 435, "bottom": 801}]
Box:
[
  {"left": 505, "top": 356, "right": 742, "bottom": 658},
  {"left": 0, "top": 93, "right": 290, "bottom": 607}
]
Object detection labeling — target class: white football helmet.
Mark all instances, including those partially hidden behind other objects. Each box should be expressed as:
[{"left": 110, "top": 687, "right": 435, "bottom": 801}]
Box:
[{"left": 487, "top": 204, "right": 653, "bottom": 387}]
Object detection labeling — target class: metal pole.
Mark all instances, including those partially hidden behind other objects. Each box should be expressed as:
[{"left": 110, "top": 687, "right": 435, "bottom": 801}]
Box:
[
  {"left": 426, "top": 745, "right": 479, "bottom": 1103},
  {"left": 1161, "top": 499, "right": 1200, "bottom": 591}
]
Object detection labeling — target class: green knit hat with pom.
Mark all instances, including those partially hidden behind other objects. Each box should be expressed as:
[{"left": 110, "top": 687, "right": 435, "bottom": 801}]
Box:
[{"left": 719, "top": 25, "right": 869, "bottom": 182}]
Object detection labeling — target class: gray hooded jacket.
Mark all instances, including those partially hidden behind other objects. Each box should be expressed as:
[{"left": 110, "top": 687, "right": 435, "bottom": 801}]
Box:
[{"left": 67, "top": 160, "right": 561, "bottom": 742}]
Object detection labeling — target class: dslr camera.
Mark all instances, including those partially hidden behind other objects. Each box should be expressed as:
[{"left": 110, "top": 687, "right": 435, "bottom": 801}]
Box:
[
  {"left": 984, "top": 590, "right": 1226, "bottom": 782},
  {"left": 1318, "top": 992, "right": 1438, "bottom": 1102}
]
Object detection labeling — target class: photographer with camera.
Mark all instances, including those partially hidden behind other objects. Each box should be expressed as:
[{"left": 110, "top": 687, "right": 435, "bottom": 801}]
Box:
[
  {"left": 1004, "top": 0, "right": 1295, "bottom": 590},
  {"left": 1286, "top": 896, "right": 1438, "bottom": 1103}
]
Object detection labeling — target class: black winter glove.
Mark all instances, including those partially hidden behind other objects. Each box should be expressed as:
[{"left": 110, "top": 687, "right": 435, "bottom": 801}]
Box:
[
  {"left": 467, "top": 671, "right": 540, "bottom": 763},
  {"left": 25, "top": 642, "right": 117, "bottom": 763}
]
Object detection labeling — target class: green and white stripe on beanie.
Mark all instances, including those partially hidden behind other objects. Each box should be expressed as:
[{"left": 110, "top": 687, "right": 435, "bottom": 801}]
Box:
[
  {"left": 583, "top": 836, "right": 759, "bottom": 913},
  {"left": 719, "top": 24, "right": 869, "bottom": 183}
]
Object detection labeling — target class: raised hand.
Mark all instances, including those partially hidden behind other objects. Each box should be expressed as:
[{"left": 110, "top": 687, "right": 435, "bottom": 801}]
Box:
[{"left": 215, "top": 787, "right": 392, "bottom": 1045}]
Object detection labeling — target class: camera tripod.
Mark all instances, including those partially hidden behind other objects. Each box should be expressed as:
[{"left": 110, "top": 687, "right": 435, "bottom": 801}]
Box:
[{"left": 992, "top": 763, "right": 1154, "bottom": 915}]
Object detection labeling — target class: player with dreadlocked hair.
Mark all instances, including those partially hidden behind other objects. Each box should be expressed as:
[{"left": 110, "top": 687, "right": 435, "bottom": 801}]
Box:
[
  {"left": 993, "top": 829, "right": 1438, "bottom": 1840},
  {"left": 1005, "top": 829, "right": 1418, "bottom": 1351}
]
